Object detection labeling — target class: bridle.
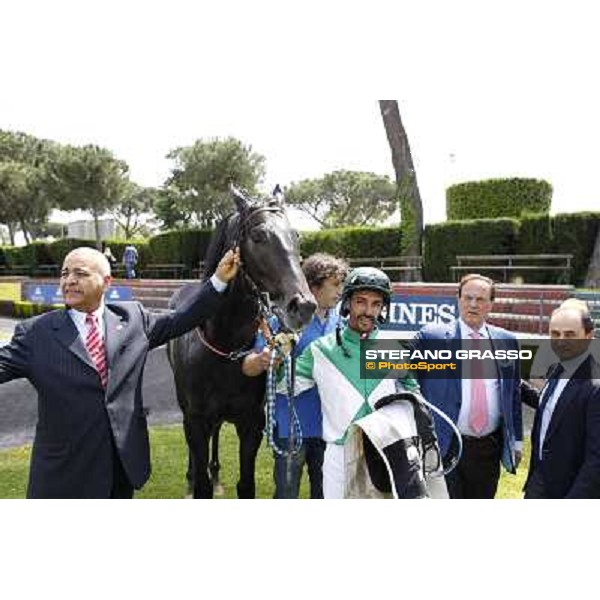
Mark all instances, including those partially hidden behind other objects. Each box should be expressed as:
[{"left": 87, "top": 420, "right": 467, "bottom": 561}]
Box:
[{"left": 196, "top": 203, "right": 287, "bottom": 361}]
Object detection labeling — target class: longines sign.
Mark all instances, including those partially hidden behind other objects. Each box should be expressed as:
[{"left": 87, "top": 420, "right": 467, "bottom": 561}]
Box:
[{"left": 381, "top": 295, "right": 457, "bottom": 332}]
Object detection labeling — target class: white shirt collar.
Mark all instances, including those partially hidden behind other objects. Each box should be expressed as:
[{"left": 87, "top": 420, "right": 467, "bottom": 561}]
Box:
[
  {"left": 458, "top": 317, "right": 488, "bottom": 338},
  {"left": 68, "top": 300, "right": 105, "bottom": 329}
]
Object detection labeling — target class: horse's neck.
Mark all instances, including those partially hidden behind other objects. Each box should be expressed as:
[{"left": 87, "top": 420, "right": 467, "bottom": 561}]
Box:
[{"left": 205, "top": 275, "right": 259, "bottom": 348}]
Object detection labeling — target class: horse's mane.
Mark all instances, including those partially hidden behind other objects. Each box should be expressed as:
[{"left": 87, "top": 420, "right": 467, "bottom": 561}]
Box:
[{"left": 202, "top": 214, "right": 235, "bottom": 281}]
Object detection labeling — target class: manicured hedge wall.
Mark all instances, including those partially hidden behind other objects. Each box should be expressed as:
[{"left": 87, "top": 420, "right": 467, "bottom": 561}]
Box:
[
  {"left": 426, "top": 212, "right": 600, "bottom": 285},
  {"left": 300, "top": 227, "right": 401, "bottom": 259},
  {"left": 4, "top": 242, "right": 48, "bottom": 267},
  {"left": 148, "top": 229, "right": 214, "bottom": 268},
  {"left": 46, "top": 239, "right": 96, "bottom": 265},
  {"left": 447, "top": 178, "right": 552, "bottom": 220},
  {"left": 423, "top": 218, "right": 520, "bottom": 282},
  {"left": 514, "top": 214, "right": 554, "bottom": 284},
  {"left": 552, "top": 212, "right": 600, "bottom": 286},
  {"left": 102, "top": 239, "right": 151, "bottom": 268}
]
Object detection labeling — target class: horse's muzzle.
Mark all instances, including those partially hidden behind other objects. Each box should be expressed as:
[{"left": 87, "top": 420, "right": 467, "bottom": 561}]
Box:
[{"left": 286, "top": 294, "right": 317, "bottom": 330}]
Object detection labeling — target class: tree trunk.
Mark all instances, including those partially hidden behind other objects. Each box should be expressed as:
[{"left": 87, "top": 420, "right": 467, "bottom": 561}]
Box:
[
  {"left": 8, "top": 222, "right": 15, "bottom": 246},
  {"left": 19, "top": 218, "right": 31, "bottom": 244},
  {"left": 379, "top": 100, "right": 423, "bottom": 280},
  {"left": 93, "top": 210, "right": 102, "bottom": 250},
  {"left": 584, "top": 228, "right": 600, "bottom": 288}
]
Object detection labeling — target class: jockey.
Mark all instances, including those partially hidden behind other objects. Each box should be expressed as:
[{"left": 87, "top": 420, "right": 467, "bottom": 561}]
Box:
[{"left": 281, "top": 267, "right": 448, "bottom": 499}]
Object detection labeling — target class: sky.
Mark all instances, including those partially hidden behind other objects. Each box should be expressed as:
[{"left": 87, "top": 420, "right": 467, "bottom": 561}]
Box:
[{"left": 2, "top": 0, "right": 599, "bottom": 231}]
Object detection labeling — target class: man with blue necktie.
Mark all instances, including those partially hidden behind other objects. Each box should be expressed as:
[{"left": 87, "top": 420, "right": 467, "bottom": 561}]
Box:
[{"left": 524, "top": 303, "right": 600, "bottom": 499}]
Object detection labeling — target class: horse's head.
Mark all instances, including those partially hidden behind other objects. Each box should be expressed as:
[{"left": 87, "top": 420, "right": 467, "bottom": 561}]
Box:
[{"left": 229, "top": 184, "right": 316, "bottom": 331}]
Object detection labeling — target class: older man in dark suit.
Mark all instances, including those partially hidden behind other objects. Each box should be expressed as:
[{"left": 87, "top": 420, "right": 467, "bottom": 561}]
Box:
[
  {"left": 0, "top": 246, "right": 240, "bottom": 498},
  {"left": 524, "top": 303, "right": 600, "bottom": 499}
]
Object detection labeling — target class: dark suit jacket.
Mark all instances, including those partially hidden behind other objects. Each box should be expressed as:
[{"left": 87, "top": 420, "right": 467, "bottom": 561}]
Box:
[
  {"left": 0, "top": 281, "right": 221, "bottom": 498},
  {"left": 525, "top": 355, "right": 600, "bottom": 499},
  {"left": 414, "top": 320, "right": 523, "bottom": 473}
]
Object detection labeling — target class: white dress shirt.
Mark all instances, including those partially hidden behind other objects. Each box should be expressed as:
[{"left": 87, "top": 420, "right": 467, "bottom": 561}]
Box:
[
  {"left": 538, "top": 350, "right": 590, "bottom": 460},
  {"left": 456, "top": 319, "right": 501, "bottom": 438},
  {"left": 69, "top": 301, "right": 106, "bottom": 342}
]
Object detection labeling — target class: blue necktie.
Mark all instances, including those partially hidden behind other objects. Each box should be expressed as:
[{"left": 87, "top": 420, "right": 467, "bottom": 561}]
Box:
[{"left": 538, "top": 363, "right": 564, "bottom": 459}]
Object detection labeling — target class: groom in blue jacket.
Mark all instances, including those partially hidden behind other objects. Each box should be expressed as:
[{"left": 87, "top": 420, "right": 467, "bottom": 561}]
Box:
[{"left": 414, "top": 274, "right": 523, "bottom": 499}]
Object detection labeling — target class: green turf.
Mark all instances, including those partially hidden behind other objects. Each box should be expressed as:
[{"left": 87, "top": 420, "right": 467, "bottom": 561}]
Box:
[{"left": 0, "top": 424, "right": 528, "bottom": 499}]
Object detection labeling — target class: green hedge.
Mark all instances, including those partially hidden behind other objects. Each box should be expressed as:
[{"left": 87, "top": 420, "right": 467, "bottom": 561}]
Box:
[
  {"left": 3, "top": 244, "right": 40, "bottom": 267},
  {"left": 148, "top": 229, "right": 214, "bottom": 268},
  {"left": 515, "top": 215, "right": 554, "bottom": 284},
  {"left": 515, "top": 212, "right": 600, "bottom": 285},
  {"left": 46, "top": 239, "right": 95, "bottom": 265},
  {"left": 423, "top": 218, "right": 520, "bottom": 282},
  {"left": 102, "top": 239, "right": 151, "bottom": 268},
  {"left": 552, "top": 212, "right": 600, "bottom": 286},
  {"left": 447, "top": 178, "right": 552, "bottom": 220},
  {"left": 425, "top": 212, "right": 600, "bottom": 285},
  {"left": 12, "top": 301, "right": 62, "bottom": 319},
  {"left": 300, "top": 227, "right": 401, "bottom": 259}
]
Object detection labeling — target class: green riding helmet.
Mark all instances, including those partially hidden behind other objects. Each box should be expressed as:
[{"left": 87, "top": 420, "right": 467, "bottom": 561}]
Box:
[{"left": 340, "top": 267, "right": 392, "bottom": 324}]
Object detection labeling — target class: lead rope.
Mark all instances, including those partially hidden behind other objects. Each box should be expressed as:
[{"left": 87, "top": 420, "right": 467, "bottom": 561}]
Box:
[{"left": 264, "top": 337, "right": 303, "bottom": 458}]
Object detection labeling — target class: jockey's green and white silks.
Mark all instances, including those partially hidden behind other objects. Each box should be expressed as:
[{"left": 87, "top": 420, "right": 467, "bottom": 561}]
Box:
[{"left": 279, "top": 326, "right": 419, "bottom": 445}]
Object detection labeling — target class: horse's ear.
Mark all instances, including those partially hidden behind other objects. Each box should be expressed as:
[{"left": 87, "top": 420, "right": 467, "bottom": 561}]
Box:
[
  {"left": 230, "top": 183, "right": 250, "bottom": 212},
  {"left": 271, "top": 184, "right": 285, "bottom": 206}
]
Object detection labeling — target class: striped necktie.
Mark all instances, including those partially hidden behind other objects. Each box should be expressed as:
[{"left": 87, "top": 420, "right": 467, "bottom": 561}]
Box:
[
  {"left": 469, "top": 330, "right": 488, "bottom": 434},
  {"left": 85, "top": 313, "right": 108, "bottom": 389}
]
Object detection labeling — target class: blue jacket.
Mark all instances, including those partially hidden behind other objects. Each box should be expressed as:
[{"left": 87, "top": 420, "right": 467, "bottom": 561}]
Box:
[
  {"left": 414, "top": 320, "right": 523, "bottom": 474},
  {"left": 256, "top": 311, "right": 339, "bottom": 438}
]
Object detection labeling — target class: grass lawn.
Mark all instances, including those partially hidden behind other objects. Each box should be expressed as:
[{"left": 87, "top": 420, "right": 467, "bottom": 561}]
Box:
[{"left": 0, "top": 424, "right": 529, "bottom": 499}]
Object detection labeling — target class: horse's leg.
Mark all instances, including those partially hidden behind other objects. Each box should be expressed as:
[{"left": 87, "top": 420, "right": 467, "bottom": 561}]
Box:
[
  {"left": 181, "top": 416, "right": 195, "bottom": 497},
  {"left": 210, "top": 422, "right": 224, "bottom": 496},
  {"left": 186, "top": 415, "right": 213, "bottom": 499},
  {"left": 235, "top": 419, "right": 263, "bottom": 499},
  {"left": 172, "top": 369, "right": 194, "bottom": 497}
]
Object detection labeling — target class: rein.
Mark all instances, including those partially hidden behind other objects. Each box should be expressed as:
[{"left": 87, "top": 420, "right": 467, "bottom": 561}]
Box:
[
  {"left": 195, "top": 328, "right": 257, "bottom": 362},
  {"left": 264, "top": 336, "right": 302, "bottom": 458}
]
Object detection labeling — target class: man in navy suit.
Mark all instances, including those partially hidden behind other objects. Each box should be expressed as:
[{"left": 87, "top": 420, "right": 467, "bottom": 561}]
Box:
[
  {"left": 524, "top": 303, "right": 600, "bottom": 498},
  {"left": 414, "top": 274, "right": 523, "bottom": 498},
  {"left": 0, "top": 246, "right": 240, "bottom": 498}
]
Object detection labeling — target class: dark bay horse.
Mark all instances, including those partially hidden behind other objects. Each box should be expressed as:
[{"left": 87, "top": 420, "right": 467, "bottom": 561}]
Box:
[{"left": 167, "top": 186, "right": 316, "bottom": 498}]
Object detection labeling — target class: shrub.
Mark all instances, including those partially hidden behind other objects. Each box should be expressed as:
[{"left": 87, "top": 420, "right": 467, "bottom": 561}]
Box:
[
  {"left": 447, "top": 178, "right": 552, "bottom": 220},
  {"left": 515, "top": 215, "right": 555, "bottom": 283},
  {"left": 551, "top": 212, "right": 600, "bottom": 286},
  {"left": 423, "top": 218, "right": 520, "bottom": 282},
  {"left": 148, "top": 229, "right": 214, "bottom": 268},
  {"left": 12, "top": 301, "right": 62, "bottom": 319},
  {"left": 47, "top": 239, "right": 95, "bottom": 265},
  {"left": 300, "top": 227, "right": 401, "bottom": 259},
  {"left": 3, "top": 244, "right": 39, "bottom": 267},
  {"left": 102, "top": 239, "right": 151, "bottom": 268}
]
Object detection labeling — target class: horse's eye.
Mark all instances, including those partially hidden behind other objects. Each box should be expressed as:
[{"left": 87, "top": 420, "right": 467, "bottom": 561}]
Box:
[{"left": 249, "top": 227, "right": 268, "bottom": 244}]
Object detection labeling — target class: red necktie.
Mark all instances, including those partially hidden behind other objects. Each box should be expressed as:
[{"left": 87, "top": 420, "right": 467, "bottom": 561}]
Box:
[
  {"left": 85, "top": 313, "right": 108, "bottom": 389},
  {"left": 469, "top": 330, "right": 488, "bottom": 435}
]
